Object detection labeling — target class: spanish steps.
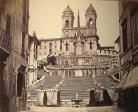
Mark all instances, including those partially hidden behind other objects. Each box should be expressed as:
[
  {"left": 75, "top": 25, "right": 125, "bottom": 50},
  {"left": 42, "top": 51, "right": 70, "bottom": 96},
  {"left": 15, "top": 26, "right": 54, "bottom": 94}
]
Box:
[{"left": 28, "top": 69, "right": 118, "bottom": 104}]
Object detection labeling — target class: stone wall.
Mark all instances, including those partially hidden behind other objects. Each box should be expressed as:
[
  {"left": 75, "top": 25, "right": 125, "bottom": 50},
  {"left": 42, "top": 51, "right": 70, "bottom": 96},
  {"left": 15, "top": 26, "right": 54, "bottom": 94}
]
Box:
[{"left": 0, "top": 0, "right": 29, "bottom": 111}]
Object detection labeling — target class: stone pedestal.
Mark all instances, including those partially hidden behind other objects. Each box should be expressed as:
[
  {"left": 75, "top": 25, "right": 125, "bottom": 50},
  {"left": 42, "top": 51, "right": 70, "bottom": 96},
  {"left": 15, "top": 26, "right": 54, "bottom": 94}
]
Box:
[
  {"left": 46, "top": 89, "right": 59, "bottom": 106},
  {"left": 75, "top": 70, "right": 82, "bottom": 77},
  {"left": 36, "top": 90, "right": 45, "bottom": 106}
]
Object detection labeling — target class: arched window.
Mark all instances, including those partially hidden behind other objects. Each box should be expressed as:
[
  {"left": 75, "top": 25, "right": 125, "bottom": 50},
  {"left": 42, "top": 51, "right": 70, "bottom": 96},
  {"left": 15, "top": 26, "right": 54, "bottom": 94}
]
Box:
[
  {"left": 60, "top": 40, "right": 62, "bottom": 50},
  {"left": 89, "top": 41, "right": 93, "bottom": 50},
  {"left": 89, "top": 18, "right": 93, "bottom": 26},
  {"left": 65, "top": 20, "right": 69, "bottom": 27}
]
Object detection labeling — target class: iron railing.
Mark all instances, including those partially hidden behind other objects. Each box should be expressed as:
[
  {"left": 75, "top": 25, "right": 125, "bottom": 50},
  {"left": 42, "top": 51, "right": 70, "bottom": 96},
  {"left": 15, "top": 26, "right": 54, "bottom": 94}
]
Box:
[{"left": 0, "top": 27, "right": 12, "bottom": 54}]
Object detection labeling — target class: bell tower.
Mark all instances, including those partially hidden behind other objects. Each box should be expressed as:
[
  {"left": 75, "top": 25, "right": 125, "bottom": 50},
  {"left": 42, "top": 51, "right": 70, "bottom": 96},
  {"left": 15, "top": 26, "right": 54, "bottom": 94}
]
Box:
[
  {"left": 85, "top": 3, "right": 97, "bottom": 35},
  {"left": 62, "top": 5, "right": 74, "bottom": 37}
]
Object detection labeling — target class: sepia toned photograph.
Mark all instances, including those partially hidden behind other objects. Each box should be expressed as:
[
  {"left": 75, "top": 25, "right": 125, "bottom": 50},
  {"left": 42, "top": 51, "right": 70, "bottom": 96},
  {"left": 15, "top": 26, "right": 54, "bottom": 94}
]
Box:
[{"left": 0, "top": 0, "right": 138, "bottom": 112}]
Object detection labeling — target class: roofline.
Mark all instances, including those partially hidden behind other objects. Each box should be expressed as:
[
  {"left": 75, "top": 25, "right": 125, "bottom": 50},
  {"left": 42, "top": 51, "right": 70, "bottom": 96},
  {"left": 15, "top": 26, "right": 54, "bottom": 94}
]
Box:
[
  {"left": 62, "top": 26, "right": 86, "bottom": 30},
  {"left": 39, "top": 35, "right": 99, "bottom": 41}
]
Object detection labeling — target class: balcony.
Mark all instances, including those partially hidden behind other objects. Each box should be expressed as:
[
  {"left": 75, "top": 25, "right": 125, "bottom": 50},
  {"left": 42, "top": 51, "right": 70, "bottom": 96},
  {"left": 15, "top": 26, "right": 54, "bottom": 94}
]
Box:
[{"left": 0, "top": 27, "right": 12, "bottom": 61}]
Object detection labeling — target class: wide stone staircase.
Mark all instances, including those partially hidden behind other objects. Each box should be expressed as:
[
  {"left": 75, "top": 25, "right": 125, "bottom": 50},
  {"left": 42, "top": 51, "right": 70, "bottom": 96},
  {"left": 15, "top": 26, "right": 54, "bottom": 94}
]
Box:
[
  {"left": 27, "top": 69, "right": 118, "bottom": 106},
  {"left": 95, "top": 75, "right": 117, "bottom": 89},
  {"left": 57, "top": 75, "right": 117, "bottom": 101},
  {"left": 58, "top": 77, "right": 95, "bottom": 100}
]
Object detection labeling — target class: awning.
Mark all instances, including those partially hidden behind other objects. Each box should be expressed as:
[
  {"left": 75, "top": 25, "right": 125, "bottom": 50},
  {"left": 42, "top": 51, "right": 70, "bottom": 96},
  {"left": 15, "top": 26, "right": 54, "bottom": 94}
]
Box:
[
  {"left": 123, "top": 67, "right": 138, "bottom": 89},
  {"left": 117, "top": 72, "right": 128, "bottom": 89}
]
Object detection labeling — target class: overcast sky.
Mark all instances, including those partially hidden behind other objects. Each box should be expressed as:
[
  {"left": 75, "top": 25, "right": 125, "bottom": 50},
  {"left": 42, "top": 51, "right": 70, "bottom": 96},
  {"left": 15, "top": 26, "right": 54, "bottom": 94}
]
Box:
[{"left": 29, "top": 0, "right": 119, "bottom": 46}]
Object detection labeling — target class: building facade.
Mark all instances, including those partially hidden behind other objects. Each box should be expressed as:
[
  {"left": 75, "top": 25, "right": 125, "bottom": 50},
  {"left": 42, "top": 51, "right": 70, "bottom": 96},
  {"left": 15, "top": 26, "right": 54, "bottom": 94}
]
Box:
[
  {"left": 26, "top": 3, "right": 121, "bottom": 107},
  {"left": 0, "top": 0, "right": 29, "bottom": 112},
  {"left": 117, "top": 1, "right": 138, "bottom": 111},
  {"left": 38, "top": 4, "right": 100, "bottom": 59},
  {"left": 28, "top": 32, "right": 40, "bottom": 85},
  {"left": 38, "top": 4, "right": 119, "bottom": 81}
]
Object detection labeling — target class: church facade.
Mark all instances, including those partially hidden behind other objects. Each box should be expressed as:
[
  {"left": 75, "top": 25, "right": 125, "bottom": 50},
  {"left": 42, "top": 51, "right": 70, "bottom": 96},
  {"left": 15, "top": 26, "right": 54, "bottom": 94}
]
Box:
[{"left": 38, "top": 4, "right": 119, "bottom": 79}]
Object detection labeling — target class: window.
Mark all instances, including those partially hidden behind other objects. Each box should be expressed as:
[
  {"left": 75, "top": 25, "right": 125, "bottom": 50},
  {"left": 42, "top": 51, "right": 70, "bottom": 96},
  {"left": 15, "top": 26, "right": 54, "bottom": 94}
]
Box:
[
  {"left": 89, "top": 18, "right": 93, "bottom": 26},
  {"left": 49, "top": 43, "right": 52, "bottom": 54},
  {"left": 49, "top": 43, "right": 52, "bottom": 48},
  {"left": 89, "top": 41, "right": 93, "bottom": 50},
  {"left": 55, "top": 41, "right": 57, "bottom": 48},
  {"left": 6, "top": 14, "right": 11, "bottom": 34},
  {"left": 22, "top": 32, "right": 25, "bottom": 54},
  {"left": 65, "top": 70, "right": 68, "bottom": 76},
  {"left": 65, "top": 42, "right": 69, "bottom": 51},
  {"left": 121, "top": 19, "right": 128, "bottom": 52},
  {"left": 49, "top": 49, "right": 52, "bottom": 54},
  {"left": 60, "top": 40, "right": 62, "bottom": 50},
  {"left": 65, "top": 20, "right": 69, "bottom": 27},
  {"left": 60, "top": 45, "right": 62, "bottom": 51}
]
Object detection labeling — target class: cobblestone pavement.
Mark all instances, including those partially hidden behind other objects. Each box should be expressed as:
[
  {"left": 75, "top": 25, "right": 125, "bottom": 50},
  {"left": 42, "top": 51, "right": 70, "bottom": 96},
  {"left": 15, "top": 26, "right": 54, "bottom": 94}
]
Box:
[{"left": 24, "top": 106, "right": 126, "bottom": 112}]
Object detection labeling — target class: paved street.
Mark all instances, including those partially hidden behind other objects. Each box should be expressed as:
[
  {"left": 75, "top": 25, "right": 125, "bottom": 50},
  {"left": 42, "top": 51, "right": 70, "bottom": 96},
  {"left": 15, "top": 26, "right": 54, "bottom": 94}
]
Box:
[{"left": 25, "top": 106, "right": 125, "bottom": 112}]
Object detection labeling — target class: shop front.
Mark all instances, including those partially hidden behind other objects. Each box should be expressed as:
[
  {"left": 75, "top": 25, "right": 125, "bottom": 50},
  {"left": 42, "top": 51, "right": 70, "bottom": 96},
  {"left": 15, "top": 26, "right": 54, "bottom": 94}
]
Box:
[{"left": 118, "top": 67, "right": 138, "bottom": 111}]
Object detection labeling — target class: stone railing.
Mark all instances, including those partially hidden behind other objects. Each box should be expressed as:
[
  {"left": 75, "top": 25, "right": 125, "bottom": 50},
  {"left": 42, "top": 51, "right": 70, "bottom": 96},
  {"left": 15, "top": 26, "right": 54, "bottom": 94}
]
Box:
[{"left": 47, "top": 64, "right": 109, "bottom": 70}]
